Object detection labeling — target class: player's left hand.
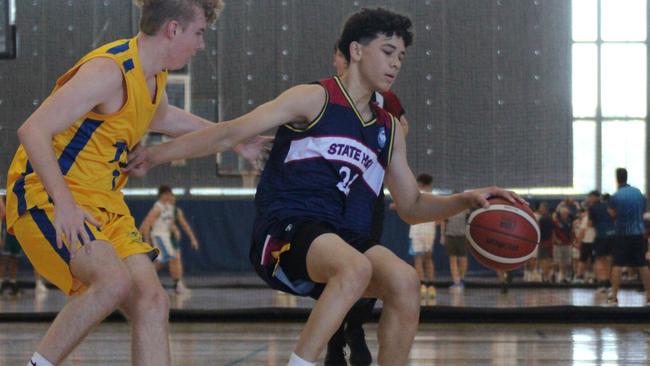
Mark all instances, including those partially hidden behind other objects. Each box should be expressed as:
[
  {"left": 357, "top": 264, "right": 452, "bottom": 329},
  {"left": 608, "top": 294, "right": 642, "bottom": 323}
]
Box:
[
  {"left": 462, "top": 186, "right": 527, "bottom": 209},
  {"left": 233, "top": 135, "right": 274, "bottom": 171},
  {"left": 191, "top": 238, "right": 199, "bottom": 250}
]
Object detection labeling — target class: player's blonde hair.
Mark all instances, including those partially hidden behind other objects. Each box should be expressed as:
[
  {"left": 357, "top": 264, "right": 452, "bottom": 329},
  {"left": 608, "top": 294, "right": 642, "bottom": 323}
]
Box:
[{"left": 133, "top": 0, "right": 225, "bottom": 35}]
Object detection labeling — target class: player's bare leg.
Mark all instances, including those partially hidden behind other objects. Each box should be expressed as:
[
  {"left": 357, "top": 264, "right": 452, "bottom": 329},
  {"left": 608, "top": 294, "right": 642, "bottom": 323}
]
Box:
[
  {"left": 364, "top": 246, "right": 420, "bottom": 366},
  {"left": 119, "top": 253, "right": 171, "bottom": 366},
  {"left": 292, "top": 234, "right": 373, "bottom": 362},
  {"left": 36, "top": 240, "right": 132, "bottom": 364}
]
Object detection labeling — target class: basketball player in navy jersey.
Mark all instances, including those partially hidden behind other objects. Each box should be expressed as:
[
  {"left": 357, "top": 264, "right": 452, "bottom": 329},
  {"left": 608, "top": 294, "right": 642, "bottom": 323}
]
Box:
[
  {"left": 126, "top": 8, "right": 524, "bottom": 365},
  {"left": 325, "top": 44, "right": 409, "bottom": 366}
]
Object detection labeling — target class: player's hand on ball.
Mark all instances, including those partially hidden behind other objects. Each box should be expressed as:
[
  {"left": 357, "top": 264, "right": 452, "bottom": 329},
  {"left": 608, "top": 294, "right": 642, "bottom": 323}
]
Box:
[{"left": 462, "top": 186, "right": 527, "bottom": 209}]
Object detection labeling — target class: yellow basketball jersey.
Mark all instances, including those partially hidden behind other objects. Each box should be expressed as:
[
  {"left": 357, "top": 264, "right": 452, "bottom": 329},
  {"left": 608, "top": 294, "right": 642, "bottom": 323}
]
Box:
[{"left": 6, "top": 37, "right": 167, "bottom": 231}]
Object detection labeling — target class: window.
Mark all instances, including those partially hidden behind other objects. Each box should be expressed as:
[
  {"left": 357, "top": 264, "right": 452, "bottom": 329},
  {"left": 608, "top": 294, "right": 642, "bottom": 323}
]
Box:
[
  {"left": 0, "top": 0, "right": 15, "bottom": 59},
  {"left": 166, "top": 74, "right": 191, "bottom": 112},
  {"left": 573, "top": 120, "right": 596, "bottom": 193},
  {"left": 600, "top": 44, "right": 646, "bottom": 118},
  {"left": 142, "top": 74, "right": 191, "bottom": 167},
  {"left": 572, "top": 44, "right": 598, "bottom": 118},
  {"left": 601, "top": 0, "right": 646, "bottom": 42},
  {"left": 166, "top": 74, "right": 191, "bottom": 167},
  {"left": 601, "top": 121, "right": 646, "bottom": 193},
  {"left": 572, "top": 0, "right": 647, "bottom": 193}
]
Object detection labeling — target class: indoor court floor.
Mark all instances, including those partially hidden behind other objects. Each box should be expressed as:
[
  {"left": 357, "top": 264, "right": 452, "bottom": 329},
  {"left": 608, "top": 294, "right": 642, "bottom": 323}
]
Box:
[
  {"left": 0, "top": 322, "right": 649, "bottom": 365},
  {"left": 1, "top": 279, "right": 649, "bottom": 313},
  {"left": 1, "top": 280, "right": 650, "bottom": 365}
]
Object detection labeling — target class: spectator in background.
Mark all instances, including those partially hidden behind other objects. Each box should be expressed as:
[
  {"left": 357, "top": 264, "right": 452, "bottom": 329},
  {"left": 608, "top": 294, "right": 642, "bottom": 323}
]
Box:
[
  {"left": 536, "top": 202, "right": 555, "bottom": 282},
  {"left": 442, "top": 206, "right": 468, "bottom": 291},
  {"left": 526, "top": 203, "right": 545, "bottom": 283},
  {"left": 556, "top": 197, "right": 581, "bottom": 220},
  {"left": 607, "top": 168, "right": 650, "bottom": 305},
  {"left": 643, "top": 212, "right": 650, "bottom": 265},
  {"left": 496, "top": 269, "right": 512, "bottom": 294},
  {"left": 139, "top": 186, "right": 199, "bottom": 294},
  {"left": 574, "top": 208, "right": 595, "bottom": 283},
  {"left": 553, "top": 207, "right": 573, "bottom": 283},
  {"left": 588, "top": 190, "right": 614, "bottom": 293},
  {"left": 409, "top": 174, "right": 437, "bottom": 299},
  {"left": 0, "top": 196, "right": 22, "bottom": 297}
]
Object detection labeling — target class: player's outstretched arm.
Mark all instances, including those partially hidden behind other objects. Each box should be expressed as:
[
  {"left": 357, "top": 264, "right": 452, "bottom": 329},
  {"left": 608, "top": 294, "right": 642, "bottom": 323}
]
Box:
[
  {"left": 385, "top": 122, "right": 524, "bottom": 224},
  {"left": 147, "top": 93, "right": 214, "bottom": 137},
  {"left": 148, "top": 93, "right": 273, "bottom": 169},
  {"left": 124, "top": 83, "right": 326, "bottom": 176}
]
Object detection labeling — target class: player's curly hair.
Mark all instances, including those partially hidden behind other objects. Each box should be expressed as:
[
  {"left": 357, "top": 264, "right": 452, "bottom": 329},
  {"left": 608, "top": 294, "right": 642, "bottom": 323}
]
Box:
[
  {"left": 337, "top": 7, "right": 413, "bottom": 62},
  {"left": 133, "top": 0, "right": 225, "bottom": 35}
]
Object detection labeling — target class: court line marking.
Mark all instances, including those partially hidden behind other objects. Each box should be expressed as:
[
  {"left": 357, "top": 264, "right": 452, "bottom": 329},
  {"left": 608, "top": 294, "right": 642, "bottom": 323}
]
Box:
[{"left": 225, "top": 345, "right": 268, "bottom": 366}]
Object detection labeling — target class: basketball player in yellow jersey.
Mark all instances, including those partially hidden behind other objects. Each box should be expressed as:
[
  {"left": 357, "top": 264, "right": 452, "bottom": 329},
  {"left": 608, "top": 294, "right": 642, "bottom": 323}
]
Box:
[{"left": 4, "top": 1, "right": 266, "bottom": 365}]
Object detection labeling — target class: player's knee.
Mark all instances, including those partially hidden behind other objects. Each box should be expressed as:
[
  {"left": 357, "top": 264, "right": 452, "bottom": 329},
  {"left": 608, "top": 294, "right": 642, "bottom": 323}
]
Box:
[
  {"left": 390, "top": 265, "right": 420, "bottom": 299},
  {"left": 112, "top": 278, "right": 133, "bottom": 306},
  {"left": 349, "top": 255, "right": 372, "bottom": 286},
  {"left": 334, "top": 255, "right": 372, "bottom": 297},
  {"left": 389, "top": 267, "right": 420, "bottom": 320},
  {"left": 138, "top": 285, "right": 170, "bottom": 318},
  {"left": 96, "top": 274, "right": 132, "bottom": 309},
  {"left": 152, "top": 288, "right": 170, "bottom": 319}
]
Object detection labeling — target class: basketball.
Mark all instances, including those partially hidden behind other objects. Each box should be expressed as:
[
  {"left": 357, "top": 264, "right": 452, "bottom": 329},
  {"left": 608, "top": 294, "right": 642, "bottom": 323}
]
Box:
[{"left": 466, "top": 197, "right": 540, "bottom": 271}]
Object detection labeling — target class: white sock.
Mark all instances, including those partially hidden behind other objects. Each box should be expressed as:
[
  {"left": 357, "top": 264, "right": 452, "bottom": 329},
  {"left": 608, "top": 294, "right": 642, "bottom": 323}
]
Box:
[
  {"left": 287, "top": 352, "right": 315, "bottom": 366},
  {"left": 28, "top": 352, "right": 54, "bottom": 366}
]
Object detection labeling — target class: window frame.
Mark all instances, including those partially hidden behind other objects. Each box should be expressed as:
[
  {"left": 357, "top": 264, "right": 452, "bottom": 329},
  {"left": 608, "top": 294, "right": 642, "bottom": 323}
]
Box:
[
  {"left": 0, "top": 0, "right": 15, "bottom": 59},
  {"left": 571, "top": 0, "right": 648, "bottom": 193}
]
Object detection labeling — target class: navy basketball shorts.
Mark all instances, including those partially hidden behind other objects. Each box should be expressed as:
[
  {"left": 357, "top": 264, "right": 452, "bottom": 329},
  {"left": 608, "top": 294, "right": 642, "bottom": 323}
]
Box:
[{"left": 249, "top": 216, "right": 379, "bottom": 299}]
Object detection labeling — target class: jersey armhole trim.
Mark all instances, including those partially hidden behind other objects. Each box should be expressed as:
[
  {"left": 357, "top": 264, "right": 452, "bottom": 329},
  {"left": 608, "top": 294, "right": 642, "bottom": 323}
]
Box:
[
  {"left": 284, "top": 84, "right": 329, "bottom": 133},
  {"left": 386, "top": 114, "right": 397, "bottom": 165}
]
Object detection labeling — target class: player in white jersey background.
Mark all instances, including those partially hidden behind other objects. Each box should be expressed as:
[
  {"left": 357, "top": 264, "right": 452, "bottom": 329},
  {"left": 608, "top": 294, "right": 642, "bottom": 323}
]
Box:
[{"left": 140, "top": 185, "right": 199, "bottom": 294}]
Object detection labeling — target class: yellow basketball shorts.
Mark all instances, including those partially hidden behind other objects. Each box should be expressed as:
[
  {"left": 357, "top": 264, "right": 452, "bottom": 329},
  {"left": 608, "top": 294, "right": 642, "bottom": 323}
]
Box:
[{"left": 12, "top": 204, "right": 158, "bottom": 295}]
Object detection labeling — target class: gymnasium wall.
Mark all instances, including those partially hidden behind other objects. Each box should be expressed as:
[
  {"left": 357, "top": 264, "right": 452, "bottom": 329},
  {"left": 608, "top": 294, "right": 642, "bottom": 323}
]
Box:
[
  {"left": 0, "top": 0, "right": 572, "bottom": 192},
  {"left": 126, "top": 197, "right": 563, "bottom": 276}
]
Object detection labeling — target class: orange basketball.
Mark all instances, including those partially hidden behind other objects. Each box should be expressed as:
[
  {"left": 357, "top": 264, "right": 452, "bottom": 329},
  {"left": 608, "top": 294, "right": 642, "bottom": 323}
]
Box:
[{"left": 466, "top": 197, "right": 539, "bottom": 271}]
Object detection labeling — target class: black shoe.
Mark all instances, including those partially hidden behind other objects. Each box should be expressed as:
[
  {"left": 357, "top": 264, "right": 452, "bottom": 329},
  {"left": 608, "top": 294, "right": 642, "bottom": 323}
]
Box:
[
  {"left": 345, "top": 325, "right": 372, "bottom": 366},
  {"left": 0, "top": 280, "right": 8, "bottom": 295},
  {"left": 325, "top": 326, "right": 347, "bottom": 366}
]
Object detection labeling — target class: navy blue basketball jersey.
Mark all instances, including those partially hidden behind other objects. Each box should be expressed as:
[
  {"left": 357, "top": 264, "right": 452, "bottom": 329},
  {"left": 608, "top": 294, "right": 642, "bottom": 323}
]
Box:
[
  {"left": 254, "top": 76, "right": 397, "bottom": 230},
  {"left": 344, "top": 90, "right": 404, "bottom": 238}
]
